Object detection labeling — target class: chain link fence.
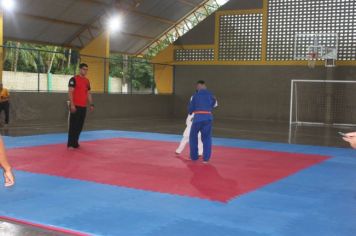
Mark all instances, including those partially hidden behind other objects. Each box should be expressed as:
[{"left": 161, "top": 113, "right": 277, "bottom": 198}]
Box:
[{"left": 2, "top": 45, "right": 169, "bottom": 94}]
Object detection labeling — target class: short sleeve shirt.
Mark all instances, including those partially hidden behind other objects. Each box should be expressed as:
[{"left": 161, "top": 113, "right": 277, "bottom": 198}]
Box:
[
  {"left": 0, "top": 88, "right": 9, "bottom": 99},
  {"left": 68, "top": 75, "right": 91, "bottom": 107}
]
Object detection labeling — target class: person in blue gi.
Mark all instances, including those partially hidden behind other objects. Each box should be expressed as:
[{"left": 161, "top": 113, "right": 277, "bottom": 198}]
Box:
[{"left": 188, "top": 80, "right": 216, "bottom": 163}]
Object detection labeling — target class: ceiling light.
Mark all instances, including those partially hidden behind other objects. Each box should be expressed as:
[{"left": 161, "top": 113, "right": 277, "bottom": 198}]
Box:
[
  {"left": 108, "top": 15, "right": 122, "bottom": 32},
  {"left": 1, "top": 0, "right": 15, "bottom": 11}
]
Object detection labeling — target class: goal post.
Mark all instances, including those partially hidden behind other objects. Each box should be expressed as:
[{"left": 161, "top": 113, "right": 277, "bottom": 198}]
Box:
[{"left": 290, "top": 80, "right": 356, "bottom": 126}]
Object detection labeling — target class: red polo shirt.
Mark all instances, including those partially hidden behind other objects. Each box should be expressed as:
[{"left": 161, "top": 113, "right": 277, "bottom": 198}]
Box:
[{"left": 68, "top": 75, "right": 91, "bottom": 107}]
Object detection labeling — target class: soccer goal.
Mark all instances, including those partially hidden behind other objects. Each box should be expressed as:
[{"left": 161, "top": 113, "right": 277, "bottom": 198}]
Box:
[{"left": 290, "top": 80, "right": 356, "bottom": 126}]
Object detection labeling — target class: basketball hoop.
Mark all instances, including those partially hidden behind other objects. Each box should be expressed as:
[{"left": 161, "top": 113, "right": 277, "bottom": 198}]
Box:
[
  {"left": 324, "top": 46, "right": 337, "bottom": 67},
  {"left": 294, "top": 33, "right": 339, "bottom": 69},
  {"left": 325, "top": 58, "right": 336, "bottom": 67},
  {"left": 307, "top": 51, "right": 318, "bottom": 69}
]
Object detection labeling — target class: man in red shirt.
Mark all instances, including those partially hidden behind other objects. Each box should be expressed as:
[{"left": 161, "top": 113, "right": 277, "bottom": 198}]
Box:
[{"left": 67, "top": 63, "right": 94, "bottom": 148}]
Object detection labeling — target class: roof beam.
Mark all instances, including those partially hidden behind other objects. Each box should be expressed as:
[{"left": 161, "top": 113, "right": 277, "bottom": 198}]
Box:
[
  {"left": 65, "top": 0, "right": 174, "bottom": 47},
  {"left": 77, "top": 0, "right": 110, "bottom": 7},
  {"left": 64, "top": 11, "right": 107, "bottom": 46},
  {"left": 4, "top": 36, "right": 77, "bottom": 49},
  {"left": 16, "top": 11, "right": 102, "bottom": 47},
  {"left": 16, "top": 12, "right": 105, "bottom": 34},
  {"left": 77, "top": 0, "right": 142, "bottom": 9},
  {"left": 78, "top": 0, "right": 175, "bottom": 25},
  {"left": 137, "top": 0, "right": 210, "bottom": 54},
  {"left": 119, "top": 32, "right": 154, "bottom": 40},
  {"left": 177, "top": 0, "right": 196, "bottom": 7},
  {"left": 64, "top": 15, "right": 154, "bottom": 46},
  {"left": 128, "top": 9, "right": 175, "bottom": 25},
  {"left": 17, "top": 12, "right": 82, "bottom": 27}
]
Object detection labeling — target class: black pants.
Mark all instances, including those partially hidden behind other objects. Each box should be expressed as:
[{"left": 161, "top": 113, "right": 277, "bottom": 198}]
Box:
[
  {"left": 67, "top": 106, "right": 87, "bottom": 147},
  {"left": 0, "top": 101, "right": 10, "bottom": 124}
]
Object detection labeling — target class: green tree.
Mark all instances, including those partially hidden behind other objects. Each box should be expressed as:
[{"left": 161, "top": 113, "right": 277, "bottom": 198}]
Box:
[
  {"left": 3, "top": 41, "right": 155, "bottom": 91},
  {"left": 4, "top": 41, "right": 38, "bottom": 72},
  {"left": 129, "top": 61, "right": 153, "bottom": 90},
  {"left": 109, "top": 54, "right": 124, "bottom": 78}
]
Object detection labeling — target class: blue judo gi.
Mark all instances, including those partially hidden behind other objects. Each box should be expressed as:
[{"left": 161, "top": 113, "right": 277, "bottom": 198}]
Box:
[{"left": 188, "top": 89, "right": 216, "bottom": 161}]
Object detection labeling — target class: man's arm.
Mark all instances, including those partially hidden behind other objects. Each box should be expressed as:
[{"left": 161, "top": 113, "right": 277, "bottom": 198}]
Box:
[
  {"left": 188, "top": 95, "right": 196, "bottom": 115},
  {"left": 212, "top": 95, "right": 217, "bottom": 108},
  {"left": 88, "top": 91, "right": 93, "bottom": 105},
  {"left": 68, "top": 87, "right": 74, "bottom": 105},
  {"left": 0, "top": 138, "right": 14, "bottom": 187},
  {"left": 88, "top": 91, "right": 94, "bottom": 112},
  {"left": 68, "top": 77, "right": 76, "bottom": 113},
  {"left": 87, "top": 81, "right": 94, "bottom": 111},
  {"left": 68, "top": 87, "right": 77, "bottom": 113}
]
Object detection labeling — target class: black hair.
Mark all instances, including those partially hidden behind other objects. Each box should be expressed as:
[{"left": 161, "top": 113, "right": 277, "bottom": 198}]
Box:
[
  {"left": 197, "top": 80, "right": 205, "bottom": 85},
  {"left": 79, "top": 63, "right": 89, "bottom": 69}
]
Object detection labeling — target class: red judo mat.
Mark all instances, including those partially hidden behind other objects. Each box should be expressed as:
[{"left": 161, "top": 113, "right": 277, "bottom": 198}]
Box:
[{"left": 8, "top": 138, "right": 330, "bottom": 202}]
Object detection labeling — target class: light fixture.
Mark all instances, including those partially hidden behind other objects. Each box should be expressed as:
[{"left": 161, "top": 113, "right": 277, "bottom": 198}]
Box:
[
  {"left": 1, "top": 0, "right": 15, "bottom": 11},
  {"left": 107, "top": 15, "right": 122, "bottom": 32}
]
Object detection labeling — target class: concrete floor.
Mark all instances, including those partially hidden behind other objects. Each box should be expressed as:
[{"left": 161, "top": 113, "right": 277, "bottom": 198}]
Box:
[
  {"left": 0, "top": 117, "right": 353, "bottom": 148},
  {"left": 0, "top": 117, "right": 354, "bottom": 235}
]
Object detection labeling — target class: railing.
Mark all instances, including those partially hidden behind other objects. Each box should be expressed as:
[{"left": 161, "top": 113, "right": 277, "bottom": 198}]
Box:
[{"left": 1, "top": 45, "right": 173, "bottom": 94}]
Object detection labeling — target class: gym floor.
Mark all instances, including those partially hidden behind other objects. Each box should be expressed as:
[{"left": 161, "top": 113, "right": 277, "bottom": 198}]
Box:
[
  {"left": 0, "top": 118, "right": 352, "bottom": 147},
  {"left": 0, "top": 119, "right": 355, "bottom": 235}
]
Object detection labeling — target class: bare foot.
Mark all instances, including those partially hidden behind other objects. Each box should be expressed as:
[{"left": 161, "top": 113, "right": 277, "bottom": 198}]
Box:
[{"left": 4, "top": 170, "right": 15, "bottom": 187}]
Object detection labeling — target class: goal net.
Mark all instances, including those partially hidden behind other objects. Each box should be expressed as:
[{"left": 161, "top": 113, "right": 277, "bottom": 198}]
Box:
[{"left": 290, "top": 80, "right": 356, "bottom": 126}]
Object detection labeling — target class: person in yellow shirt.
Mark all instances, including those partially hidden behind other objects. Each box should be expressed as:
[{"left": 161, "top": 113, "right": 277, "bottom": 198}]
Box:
[{"left": 0, "top": 83, "right": 10, "bottom": 125}]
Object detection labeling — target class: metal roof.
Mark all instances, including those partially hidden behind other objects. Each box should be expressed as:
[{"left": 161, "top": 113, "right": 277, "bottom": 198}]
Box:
[{"left": 4, "top": 0, "right": 207, "bottom": 55}]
